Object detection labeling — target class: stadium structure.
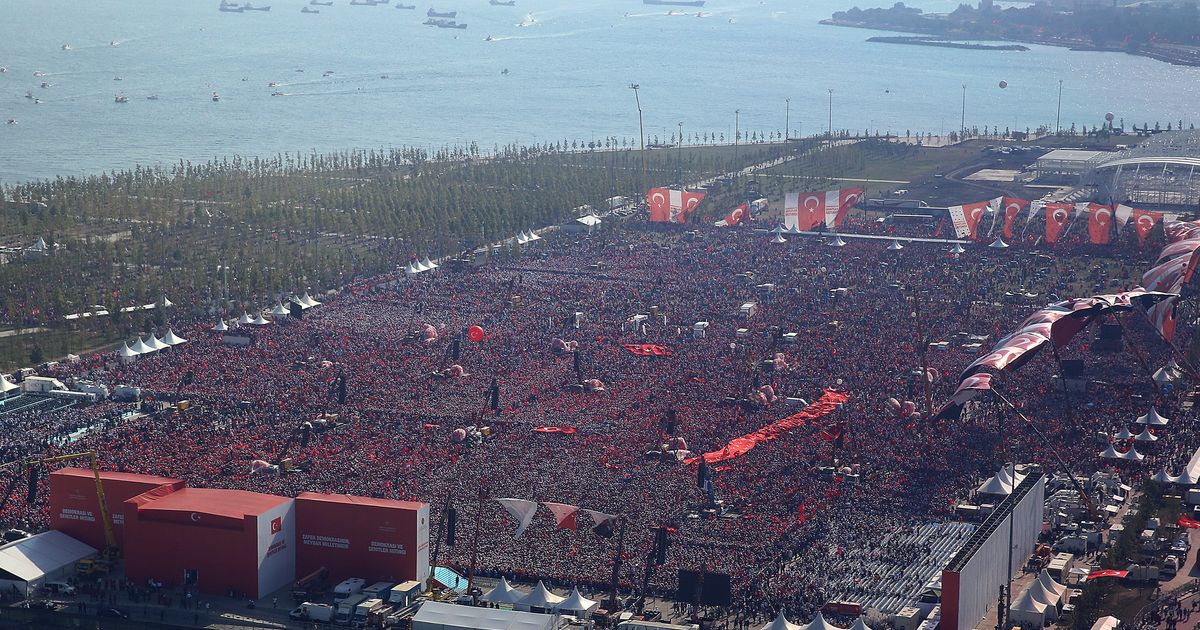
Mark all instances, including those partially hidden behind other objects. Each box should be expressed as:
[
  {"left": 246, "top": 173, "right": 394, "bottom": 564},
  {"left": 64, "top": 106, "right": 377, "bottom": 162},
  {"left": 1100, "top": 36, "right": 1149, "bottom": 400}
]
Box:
[{"left": 1084, "top": 131, "right": 1200, "bottom": 211}]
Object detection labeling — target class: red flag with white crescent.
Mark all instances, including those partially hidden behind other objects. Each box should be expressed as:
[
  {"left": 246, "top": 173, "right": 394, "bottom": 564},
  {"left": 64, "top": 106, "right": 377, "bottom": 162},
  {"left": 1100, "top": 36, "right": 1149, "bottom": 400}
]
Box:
[
  {"left": 1045, "top": 203, "right": 1072, "bottom": 244},
  {"left": 1087, "top": 203, "right": 1114, "bottom": 245},
  {"left": 1133, "top": 208, "right": 1163, "bottom": 244},
  {"left": 1002, "top": 197, "right": 1029, "bottom": 240},
  {"left": 647, "top": 188, "right": 670, "bottom": 223},
  {"left": 832, "top": 188, "right": 865, "bottom": 229},
  {"left": 716, "top": 203, "right": 748, "bottom": 227},
  {"left": 961, "top": 201, "right": 989, "bottom": 240},
  {"left": 1148, "top": 299, "right": 1178, "bottom": 341},
  {"left": 647, "top": 188, "right": 705, "bottom": 224}
]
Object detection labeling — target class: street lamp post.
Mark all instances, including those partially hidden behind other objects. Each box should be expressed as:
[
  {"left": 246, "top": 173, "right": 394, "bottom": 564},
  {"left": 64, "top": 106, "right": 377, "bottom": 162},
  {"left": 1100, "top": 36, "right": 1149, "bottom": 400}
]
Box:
[
  {"left": 960, "top": 84, "right": 967, "bottom": 139},
  {"left": 734, "top": 109, "right": 740, "bottom": 167},
  {"left": 827, "top": 89, "right": 833, "bottom": 141},
  {"left": 629, "top": 83, "right": 647, "bottom": 196},
  {"left": 1056, "top": 79, "right": 1063, "bottom": 135},
  {"left": 677, "top": 121, "right": 684, "bottom": 185},
  {"left": 785, "top": 98, "right": 790, "bottom": 141}
]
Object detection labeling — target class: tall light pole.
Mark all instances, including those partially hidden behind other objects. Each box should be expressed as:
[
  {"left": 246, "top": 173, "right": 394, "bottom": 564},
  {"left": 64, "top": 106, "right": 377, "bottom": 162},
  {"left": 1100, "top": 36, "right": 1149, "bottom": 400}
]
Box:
[
  {"left": 629, "top": 83, "right": 646, "bottom": 196},
  {"left": 677, "top": 121, "right": 684, "bottom": 185},
  {"left": 960, "top": 84, "right": 967, "bottom": 139},
  {"left": 1056, "top": 79, "right": 1063, "bottom": 135},
  {"left": 827, "top": 89, "right": 833, "bottom": 141},
  {"left": 785, "top": 98, "right": 790, "bottom": 142},
  {"left": 734, "top": 109, "right": 740, "bottom": 167}
]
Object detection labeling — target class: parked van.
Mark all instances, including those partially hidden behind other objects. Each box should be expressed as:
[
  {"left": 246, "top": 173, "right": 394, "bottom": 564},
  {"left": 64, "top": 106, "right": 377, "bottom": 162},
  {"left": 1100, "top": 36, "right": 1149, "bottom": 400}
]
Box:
[
  {"left": 387, "top": 581, "right": 423, "bottom": 607},
  {"left": 352, "top": 598, "right": 385, "bottom": 628},
  {"left": 363, "top": 581, "right": 396, "bottom": 600},
  {"left": 335, "top": 594, "right": 368, "bottom": 626},
  {"left": 334, "top": 578, "right": 366, "bottom": 603},
  {"left": 290, "top": 602, "right": 335, "bottom": 622}
]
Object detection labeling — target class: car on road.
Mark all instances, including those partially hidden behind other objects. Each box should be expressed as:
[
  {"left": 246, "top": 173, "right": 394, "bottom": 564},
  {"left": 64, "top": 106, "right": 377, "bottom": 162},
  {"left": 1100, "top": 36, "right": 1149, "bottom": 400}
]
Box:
[{"left": 97, "top": 608, "right": 130, "bottom": 619}]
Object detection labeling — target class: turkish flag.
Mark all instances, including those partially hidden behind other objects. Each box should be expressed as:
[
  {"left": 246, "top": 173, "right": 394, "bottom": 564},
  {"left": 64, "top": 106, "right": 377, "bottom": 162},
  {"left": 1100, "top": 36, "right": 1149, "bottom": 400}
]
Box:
[
  {"left": 961, "top": 201, "right": 989, "bottom": 240},
  {"left": 832, "top": 188, "right": 865, "bottom": 229},
  {"left": 1087, "top": 569, "right": 1129, "bottom": 580},
  {"left": 1179, "top": 514, "right": 1200, "bottom": 529},
  {"left": 1001, "top": 197, "right": 1029, "bottom": 240},
  {"left": 716, "top": 203, "right": 748, "bottom": 227},
  {"left": 270, "top": 517, "right": 282, "bottom": 534},
  {"left": 1133, "top": 208, "right": 1163, "bottom": 244},
  {"left": 785, "top": 191, "right": 827, "bottom": 231},
  {"left": 1087, "top": 203, "right": 1114, "bottom": 245},
  {"left": 1044, "top": 203, "right": 1072, "bottom": 244},
  {"left": 647, "top": 188, "right": 705, "bottom": 224}
]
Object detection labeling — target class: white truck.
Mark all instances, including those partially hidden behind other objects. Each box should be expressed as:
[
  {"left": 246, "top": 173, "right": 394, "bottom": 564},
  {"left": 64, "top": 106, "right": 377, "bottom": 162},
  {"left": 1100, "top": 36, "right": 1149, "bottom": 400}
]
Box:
[
  {"left": 387, "top": 580, "right": 423, "bottom": 607},
  {"left": 335, "top": 594, "right": 368, "bottom": 626},
  {"left": 290, "top": 602, "right": 334, "bottom": 622},
  {"left": 352, "top": 598, "right": 385, "bottom": 628},
  {"left": 363, "top": 582, "right": 396, "bottom": 600},
  {"left": 333, "top": 577, "right": 366, "bottom": 604}
]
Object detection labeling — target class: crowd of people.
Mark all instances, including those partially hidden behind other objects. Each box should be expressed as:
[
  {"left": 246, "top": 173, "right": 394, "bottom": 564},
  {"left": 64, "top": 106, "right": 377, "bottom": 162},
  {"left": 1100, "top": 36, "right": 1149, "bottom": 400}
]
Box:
[{"left": 0, "top": 221, "right": 1189, "bottom": 622}]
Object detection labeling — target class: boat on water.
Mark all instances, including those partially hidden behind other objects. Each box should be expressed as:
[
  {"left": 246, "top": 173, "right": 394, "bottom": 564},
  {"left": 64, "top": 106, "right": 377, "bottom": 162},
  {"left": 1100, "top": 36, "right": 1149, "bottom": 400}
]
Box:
[
  {"left": 115, "top": 94, "right": 128, "bottom": 103},
  {"left": 33, "top": 71, "right": 46, "bottom": 76},
  {"left": 424, "top": 18, "right": 467, "bottom": 28},
  {"left": 6, "top": 119, "right": 15, "bottom": 125},
  {"left": 33, "top": 98, "right": 43, "bottom": 104},
  {"left": 24, "top": 91, "right": 33, "bottom": 99},
  {"left": 301, "top": 6, "right": 319, "bottom": 12},
  {"left": 61, "top": 44, "right": 71, "bottom": 51},
  {"left": 517, "top": 13, "right": 535, "bottom": 26},
  {"left": 212, "top": 92, "right": 220, "bottom": 101},
  {"left": 427, "top": 8, "right": 455, "bottom": 17},
  {"left": 323, "top": 70, "right": 334, "bottom": 76},
  {"left": 242, "top": 3, "right": 271, "bottom": 10},
  {"left": 485, "top": 35, "right": 495, "bottom": 41},
  {"left": 219, "top": 0, "right": 245, "bottom": 12},
  {"left": 40, "top": 81, "right": 50, "bottom": 89},
  {"left": 644, "top": 0, "right": 704, "bottom": 5},
  {"left": 146, "top": 95, "right": 159, "bottom": 100},
  {"left": 271, "top": 91, "right": 285, "bottom": 96},
  {"left": 0, "top": 67, "right": 7, "bottom": 73},
  {"left": 310, "top": 0, "right": 333, "bottom": 4},
  {"left": 490, "top": 0, "right": 515, "bottom": 5},
  {"left": 396, "top": 3, "right": 416, "bottom": 8},
  {"left": 110, "top": 40, "right": 120, "bottom": 46},
  {"left": 268, "top": 81, "right": 281, "bottom": 87}
]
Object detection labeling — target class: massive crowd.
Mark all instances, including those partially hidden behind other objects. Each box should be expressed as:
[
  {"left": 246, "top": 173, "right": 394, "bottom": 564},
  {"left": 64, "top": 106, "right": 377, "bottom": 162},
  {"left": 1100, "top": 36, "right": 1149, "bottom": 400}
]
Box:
[{"left": 0, "top": 222, "right": 1190, "bottom": 621}]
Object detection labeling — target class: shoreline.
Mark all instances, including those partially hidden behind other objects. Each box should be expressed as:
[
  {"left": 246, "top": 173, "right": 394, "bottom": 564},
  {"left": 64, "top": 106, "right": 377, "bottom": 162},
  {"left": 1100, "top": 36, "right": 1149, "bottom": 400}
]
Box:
[
  {"left": 820, "top": 18, "right": 1200, "bottom": 68},
  {"left": 866, "top": 35, "right": 1028, "bottom": 52}
]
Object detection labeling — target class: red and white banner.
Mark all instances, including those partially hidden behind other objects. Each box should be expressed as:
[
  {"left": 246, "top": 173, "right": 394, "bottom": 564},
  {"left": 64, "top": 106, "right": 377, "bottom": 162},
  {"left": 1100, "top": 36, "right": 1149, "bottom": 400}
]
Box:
[
  {"left": 715, "top": 203, "right": 748, "bottom": 227},
  {"left": 1148, "top": 299, "right": 1178, "bottom": 341},
  {"left": 494, "top": 498, "right": 539, "bottom": 538},
  {"left": 1133, "top": 208, "right": 1163, "bottom": 243},
  {"left": 946, "top": 201, "right": 990, "bottom": 240},
  {"left": 1179, "top": 515, "right": 1200, "bottom": 529},
  {"left": 541, "top": 502, "right": 578, "bottom": 530},
  {"left": 1001, "top": 197, "right": 1029, "bottom": 240},
  {"left": 1044, "top": 203, "right": 1072, "bottom": 244},
  {"left": 1087, "top": 569, "right": 1129, "bottom": 580},
  {"left": 647, "top": 188, "right": 705, "bottom": 224},
  {"left": 1087, "top": 203, "right": 1114, "bottom": 245},
  {"left": 783, "top": 189, "right": 863, "bottom": 230}
]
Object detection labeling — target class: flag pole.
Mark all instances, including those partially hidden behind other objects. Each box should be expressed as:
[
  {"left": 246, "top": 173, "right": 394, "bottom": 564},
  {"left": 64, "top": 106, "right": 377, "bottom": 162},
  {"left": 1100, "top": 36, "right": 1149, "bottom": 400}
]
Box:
[
  {"left": 607, "top": 515, "right": 628, "bottom": 613},
  {"left": 467, "top": 485, "right": 485, "bottom": 605}
]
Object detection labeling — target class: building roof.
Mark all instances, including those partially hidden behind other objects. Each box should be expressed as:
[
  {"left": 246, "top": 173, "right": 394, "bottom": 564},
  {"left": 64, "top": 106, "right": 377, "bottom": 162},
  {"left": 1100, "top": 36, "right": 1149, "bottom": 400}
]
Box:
[
  {"left": 1037, "top": 149, "right": 1109, "bottom": 164},
  {"left": 134, "top": 488, "right": 290, "bottom": 529},
  {"left": 296, "top": 491, "right": 425, "bottom": 511},
  {"left": 0, "top": 531, "right": 96, "bottom": 584},
  {"left": 51, "top": 467, "right": 183, "bottom": 486},
  {"left": 414, "top": 600, "right": 554, "bottom": 630}
]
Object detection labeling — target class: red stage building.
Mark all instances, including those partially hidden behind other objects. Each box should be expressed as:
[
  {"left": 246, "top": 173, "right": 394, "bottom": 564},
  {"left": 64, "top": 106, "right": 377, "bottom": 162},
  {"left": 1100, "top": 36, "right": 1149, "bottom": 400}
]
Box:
[
  {"left": 49, "top": 468, "right": 184, "bottom": 551},
  {"left": 295, "top": 492, "right": 429, "bottom": 584},
  {"left": 123, "top": 487, "right": 295, "bottom": 599}
]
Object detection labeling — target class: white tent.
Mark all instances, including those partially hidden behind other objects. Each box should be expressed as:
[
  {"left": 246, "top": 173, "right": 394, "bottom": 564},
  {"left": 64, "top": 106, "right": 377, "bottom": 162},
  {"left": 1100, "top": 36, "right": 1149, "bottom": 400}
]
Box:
[
  {"left": 517, "top": 581, "right": 564, "bottom": 611},
  {"left": 1008, "top": 584, "right": 1050, "bottom": 627},
  {"left": 1024, "top": 580, "right": 1061, "bottom": 620},
  {"left": 557, "top": 588, "right": 598, "bottom": 617},
  {"left": 422, "top": 256, "right": 438, "bottom": 269},
  {"left": 213, "top": 319, "right": 229, "bottom": 332},
  {"left": 978, "top": 466, "right": 1025, "bottom": 496},
  {"left": 950, "top": 243, "right": 966, "bottom": 254},
  {"left": 301, "top": 292, "right": 321, "bottom": 308},
  {"left": 1137, "top": 407, "right": 1170, "bottom": 426},
  {"left": 1091, "top": 617, "right": 1120, "bottom": 630},
  {"left": 251, "top": 314, "right": 270, "bottom": 326},
  {"left": 0, "top": 531, "right": 97, "bottom": 596},
  {"left": 1037, "top": 569, "right": 1068, "bottom": 603},
  {"left": 415, "top": 260, "right": 431, "bottom": 273},
  {"left": 989, "top": 238, "right": 1009, "bottom": 249},
  {"left": 1099, "top": 444, "right": 1121, "bottom": 460},
  {"left": 1175, "top": 447, "right": 1200, "bottom": 485},
  {"left": 887, "top": 239, "right": 904, "bottom": 251},
  {"left": 1153, "top": 468, "right": 1178, "bottom": 484},
  {"left": 481, "top": 576, "right": 525, "bottom": 605},
  {"left": 788, "top": 225, "right": 802, "bottom": 235},
  {"left": 162, "top": 329, "right": 188, "bottom": 346},
  {"left": 1153, "top": 366, "right": 1177, "bottom": 384},
  {"left": 152, "top": 334, "right": 173, "bottom": 351},
  {"left": 270, "top": 302, "right": 291, "bottom": 317},
  {"left": 1135, "top": 426, "right": 1158, "bottom": 443},
  {"left": 800, "top": 612, "right": 842, "bottom": 630},
  {"left": 161, "top": 296, "right": 174, "bottom": 307},
  {"left": 1, "top": 374, "right": 20, "bottom": 393},
  {"left": 847, "top": 619, "right": 872, "bottom": 630},
  {"left": 238, "top": 312, "right": 253, "bottom": 325},
  {"left": 772, "top": 232, "right": 788, "bottom": 244},
  {"left": 129, "top": 338, "right": 153, "bottom": 355},
  {"left": 1118, "top": 446, "right": 1145, "bottom": 462},
  {"left": 1114, "top": 427, "right": 1133, "bottom": 440},
  {"left": 405, "top": 263, "right": 418, "bottom": 276},
  {"left": 828, "top": 235, "right": 847, "bottom": 248},
  {"left": 413, "top": 600, "right": 554, "bottom": 630},
  {"left": 759, "top": 611, "right": 801, "bottom": 630},
  {"left": 515, "top": 233, "right": 530, "bottom": 245}
]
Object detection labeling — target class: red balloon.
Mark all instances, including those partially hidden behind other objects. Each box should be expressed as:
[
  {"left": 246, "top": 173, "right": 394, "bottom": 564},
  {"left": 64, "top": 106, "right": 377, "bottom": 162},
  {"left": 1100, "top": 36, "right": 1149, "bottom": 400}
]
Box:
[{"left": 468, "top": 325, "right": 485, "bottom": 342}]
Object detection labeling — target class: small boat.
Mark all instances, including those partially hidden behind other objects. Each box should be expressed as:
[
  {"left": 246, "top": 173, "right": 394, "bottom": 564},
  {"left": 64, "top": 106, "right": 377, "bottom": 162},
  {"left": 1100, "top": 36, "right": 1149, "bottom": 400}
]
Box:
[
  {"left": 212, "top": 91, "right": 220, "bottom": 101},
  {"left": 485, "top": 35, "right": 494, "bottom": 41},
  {"left": 501, "top": 68, "right": 509, "bottom": 75},
  {"left": 33, "top": 71, "right": 46, "bottom": 76},
  {"left": 33, "top": 98, "right": 43, "bottom": 104},
  {"left": 380, "top": 74, "right": 389, "bottom": 79},
  {"left": 24, "top": 90, "right": 33, "bottom": 99},
  {"left": 427, "top": 8, "right": 455, "bottom": 17},
  {"left": 114, "top": 76, "right": 123, "bottom": 81},
  {"left": 110, "top": 40, "right": 120, "bottom": 46},
  {"left": 322, "top": 70, "right": 334, "bottom": 76},
  {"left": 490, "top": 0, "right": 515, "bottom": 5},
  {"left": 0, "top": 67, "right": 7, "bottom": 73},
  {"left": 61, "top": 44, "right": 71, "bottom": 51},
  {"left": 396, "top": 3, "right": 416, "bottom": 8},
  {"left": 40, "top": 81, "right": 50, "bottom": 88},
  {"left": 219, "top": 0, "right": 245, "bottom": 11},
  {"left": 242, "top": 3, "right": 272, "bottom": 10},
  {"left": 115, "top": 94, "right": 128, "bottom": 103},
  {"left": 271, "top": 91, "right": 285, "bottom": 96},
  {"left": 310, "top": 0, "right": 333, "bottom": 4},
  {"left": 268, "top": 81, "right": 281, "bottom": 87},
  {"left": 301, "top": 6, "right": 319, "bottom": 12},
  {"left": 146, "top": 95, "right": 159, "bottom": 100},
  {"left": 518, "top": 13, "right": 535, "bottom": 26},
  {"left": 6, "top": 118, "right": 16, "bottom": 125}
]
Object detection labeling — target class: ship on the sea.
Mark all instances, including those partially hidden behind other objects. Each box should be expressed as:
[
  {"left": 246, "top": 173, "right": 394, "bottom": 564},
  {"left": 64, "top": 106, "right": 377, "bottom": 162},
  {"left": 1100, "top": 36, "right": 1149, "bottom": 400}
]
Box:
[
  {"left": 242, "top": 3, "right": 272, "bottom": 10},
  {"left": 301, "top": 5, "right": 319, "bottom": 12},
  {"left": 644, "top": 0, "right": 705, "bottom": 6},
  {"left": 427, "top": 8, "right": 456, "bottom": 17},
  {"left": 424, "top": 17, "right": 467, "bottom": 28},
  {"left": 396, "top": 3, "right": 416, "bottom": 8},
  {"left": 219, "top": 0, "right": 244, "bottom": 12},
  {"left": 490, "top": 0, "right": 515, "bottom": 5}
]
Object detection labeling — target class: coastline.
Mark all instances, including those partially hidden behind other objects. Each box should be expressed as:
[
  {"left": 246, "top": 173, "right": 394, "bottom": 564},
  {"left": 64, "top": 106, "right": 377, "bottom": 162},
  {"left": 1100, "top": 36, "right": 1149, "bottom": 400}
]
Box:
[
  {"left": 820, "top": 18, "right": 1200, "bottom": 68},
  {"left": 866, "top": 35, "right": 1029, "bottom": 52}
]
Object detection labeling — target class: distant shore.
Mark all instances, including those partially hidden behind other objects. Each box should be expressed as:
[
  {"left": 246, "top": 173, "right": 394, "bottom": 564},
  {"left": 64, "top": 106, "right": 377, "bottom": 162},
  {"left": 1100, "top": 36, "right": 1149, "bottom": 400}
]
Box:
[
  {"left": 866, "top": 35, "right": 1028, "bottom": 52},
  {"left": 821, "top": 18, "right": 1200, "bottom": 67}
]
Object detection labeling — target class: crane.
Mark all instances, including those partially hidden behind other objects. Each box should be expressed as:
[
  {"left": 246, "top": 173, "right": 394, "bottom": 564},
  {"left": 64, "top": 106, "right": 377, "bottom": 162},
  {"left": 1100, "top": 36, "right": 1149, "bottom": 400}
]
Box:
[{"left": 0, "top": 450, "right": 118, "bottom": 560}]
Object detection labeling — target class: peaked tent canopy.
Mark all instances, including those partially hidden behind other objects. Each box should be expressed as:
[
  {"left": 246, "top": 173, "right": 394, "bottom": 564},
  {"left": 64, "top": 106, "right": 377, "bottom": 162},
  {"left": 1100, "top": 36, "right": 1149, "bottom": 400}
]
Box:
[
  {"left": 1153, "top": 468, "right": 1178, "bottom": 484},
  {"left": 1099, "top": 444, "right": 1121, "bottom": 460},
  {"left": 772, "top": 233, "right": 788, "bottom": 244},
  {"left": 213, "top": 319, "right": 229, "bottom": 332},
  {"left": 481, "top": 576, "right": 525, "bottom": 605},
  {"left": 950, "top": 243, "right": 967, "bottom": 254},
  {"left": 270, "top": 302, "right": 291, "bottom": 317},
  {"left": 829, "top": 236, "right": 847, "bottom": 248},
  {"left": 848, "top": 619, "right": 872, "bottom": 630},
  {"left": 238, "top": 312, "right": 253, "bottom": 325},
  {"left": 149, "top": 335, "right": 171, "bottom": 351},
  {"left": 517, "top": 581, "right": 565, "bottom": 610},
  {"left": 0, "top": 375, "right": 19, "bottom": 393},
  {"left": 116, "top": 343, "right": 138, "bottom": 359},
  {"left": 162, "top": 329, "right": 187, "bottom": 346},
  {"left": 887, "top": 240, "right": 904, "bottom": 251},
  {"left": 557, "top": 588, "right": 598, "bottom": 615},
  {"left": 250, "top": 314, "right": 270, "bottom": 326},
  {"left": 1135, "top": 427, "right": 1159, "bottom": 442},
  {"left": 1118, "top": 446, "right": 1145, "bottom": 461},
  {"left": 800, "top": 612, "right": 843, "bottom": 630},
  {"left": 129, "top": 338, "right": 153, "bottom": 354},
  {"left": 760, "top": 611, "right": 801, "bottom": 630},
  {"left": 1137, "top": 408, "right": 1170, "bottom": 426},
  {"left": 990, "top": 238, "right": 1010, "bottom": 249},
  {"left": 1114, "top": 427, "right": 1134, "bottom": 440}
]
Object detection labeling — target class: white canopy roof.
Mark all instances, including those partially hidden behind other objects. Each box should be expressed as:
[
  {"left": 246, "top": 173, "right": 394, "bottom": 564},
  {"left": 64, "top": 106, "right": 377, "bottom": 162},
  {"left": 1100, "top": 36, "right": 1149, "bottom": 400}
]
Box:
[
  {"left": 1091, "top": 617, "right": 1120, "bottom": 630},
  {"left": 302, "top": 292, "right": 321, "bottom": 307},
  {"left": 481, "top": 576, "right": 525, "bottom": 604},
  {"left": 213, "top": 319, "right": 229, "bottom": 332},
  {"left": 161, "top": 296, "right": 174, "bottom": 307},
  {"left": 270, "top": 302, "right": 291, "bottom": 317},
  {"left": 117, "top": 342, "right": 138, "bottom": 358},
  {"left": 0, "top": 375, "right": 18, "bottom": 393},
  {"left": 772, "top": 233, "right": 788, "bottom": 244},
  {"left": 162, "top": 329, "right": 187, "bottom": 345},
  {"left": 147, "top": 335, "right": 170, "bottom": 351},
  {"left": 576, "top": 214, "right": 602, "bottom": 227},
  {"left": 950, "top": 243, "right": 967, "bottom": 254},
  {"left": 518, "top": 581, "right": 564, "bottom": 608},
  {"left": 989, "top": 238, "right": 1009, "bottom": 249},
  {"left": 0, "top": 531, "right": 96, "bottom": 584},
  {"left": 1135, "top": 426, "right": 1159, "bottom": 442},
  {"left": 405, "top": 263, "right": 418, "bottom": 276},
  {"left": 1137, "top": 407, "right": 1169, "bottom": 426},
  {"left": 129, "top": 338, "right": 153, "bottom": 354},
  {"left": 238, "top": 312, "right": 253, "bottom": 325},
  {"left": 1153, "top": 366, "right": 1177, "bottom": 384},
  {"left": 887, "top": 239, "right": 904, "bottom": 251},
  {"left": 1176, "top": 447, "right": 1200, "bottom": 485},
  {"left": 558, "top": 587, "right": 597, "bottom": 613},
  {"left": 760, "top": 611, "right": 801, "bottom": 630},
  {"left": 415, "top": 260, "right": 431, "bottom": 272},
  {"left": 1153, "top": 468, "right": 1178, "bottom": 484},
  {"left": 847, "top": 619, "right": 872, "bottom": 630},
  {"left": 1037, "top": 569, "right": 1068, "bottom": 600},
  {"left": 1099, "top": 444, "right": 1121, "bottom": 460},
  {"left": 422, "top": 256, "right": 438, "bottom": 269},
  {"left": 801, "top": 612, "right": 842, "bottom": 630},
  {"left": 828, "top": 236, "right": 847, "bottom": 247},
  {"left": 413, "top": 600, "right": 554, "bottom": 630},
  {"left": 979, "top": 465, "right": 1026, "bottom": 496},
  {"left": 1114, "top": 427, "right": 1133, "bottom": 440},
  {"left": 1118, "top": 446, "right": 1145, "bottom": 461},
  {"left": 771, "top": 225, "right": 784, "bottom": 236},
  {"left": 788, "top": 225, "right": 802, "bottom": 234},
  {"left": 1011, "top": 585, "right": 1049, "bottom": 614},
  {"left": 251, "top": 314, "right": 270, "bottom": 325}
]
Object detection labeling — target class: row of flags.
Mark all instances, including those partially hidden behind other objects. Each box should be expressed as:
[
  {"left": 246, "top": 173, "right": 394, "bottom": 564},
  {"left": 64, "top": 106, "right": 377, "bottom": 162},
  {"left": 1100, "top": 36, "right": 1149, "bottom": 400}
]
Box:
[
  {"left": 647, "top": 188, "right": 707, "bottom": 224},
  {"left": 948, "top": 197, "right": 1168, "bottom": 245},
  {"left": 494, "top": 498, "right": 620, "bottom": 538},
  {"left": 782, "top": 189, "right": 865, "bottom": 231}
]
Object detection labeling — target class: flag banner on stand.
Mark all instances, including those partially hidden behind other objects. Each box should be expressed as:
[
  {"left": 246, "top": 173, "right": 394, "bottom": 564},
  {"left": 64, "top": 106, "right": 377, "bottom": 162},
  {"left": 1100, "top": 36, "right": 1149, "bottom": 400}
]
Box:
[{"left": 647, "top": 188, "right": 705, "bottom": 224}]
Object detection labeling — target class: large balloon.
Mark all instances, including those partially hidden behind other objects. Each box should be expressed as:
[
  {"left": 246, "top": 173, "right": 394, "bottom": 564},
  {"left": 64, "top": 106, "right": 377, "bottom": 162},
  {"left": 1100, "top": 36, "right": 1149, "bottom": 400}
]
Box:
[
  {"left": 451, "top": 428, "right": 467, "bottom": 443},
  {"left": 998, "top": 80, "right": 1008, "bottom": 89},
  {"left": 669, "top": 437, "right": 688, "bottom": 451},
  {"left": 468, "top": 325, "right": 485, "bottom": 342},
  {"left": 1105, "top": 112, "right": 1115, "bottom": 122},
  {"left": 422, "top": 324, "right": 438, "bottom": 342},
  {"left": 886, "top": 397, "right": 901, "bottom": 412},
  {"left": 902, "top": 400, "right": 917, "bottom": 415},
  {"left": 250, "top": 459, "right": 272, "bottom": 474}
]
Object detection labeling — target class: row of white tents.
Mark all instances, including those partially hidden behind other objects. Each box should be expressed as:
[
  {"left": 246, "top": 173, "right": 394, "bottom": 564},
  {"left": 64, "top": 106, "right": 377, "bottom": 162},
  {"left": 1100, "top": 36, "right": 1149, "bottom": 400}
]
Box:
[
  {"left": 768, "top": 227, "right": 1011, "bottom": 251},
  {"left": 212, "top": 293, "right": 323, "bottom": 332},
  {"left": 758, "top": 610, "right": 872, "bottom": 630},
  {"left": 1008, "top": 570, "right": 1070, "bottom": 628},
  {"left": 404, "top": 257, "right": 441, "bottom": 277},
  {"left": 1153, "top": 444, "right": 1200, "bottom": 485},
  {"left": 117, "top": 329, "right": 188, "bottom": 362},
  {"left": 480, "top": 578, "right": 597, "bottom": 617},
  {"left": 1099, "top": 408, "right": 1172, "bottom": 462}
]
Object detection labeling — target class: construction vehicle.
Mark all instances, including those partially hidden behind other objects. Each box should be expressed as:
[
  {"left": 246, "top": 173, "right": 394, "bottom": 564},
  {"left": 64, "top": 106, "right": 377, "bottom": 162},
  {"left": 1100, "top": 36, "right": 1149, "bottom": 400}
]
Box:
[{"left": 0, "top": 450, "right": 119, "bottom": 561}]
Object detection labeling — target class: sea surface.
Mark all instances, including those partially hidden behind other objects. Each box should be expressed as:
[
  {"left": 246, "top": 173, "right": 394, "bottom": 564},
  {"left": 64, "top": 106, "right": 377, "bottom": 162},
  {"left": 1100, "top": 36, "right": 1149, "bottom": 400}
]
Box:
[{"left": 1, "top": 0, "right": 1199, "bottom": 182}]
